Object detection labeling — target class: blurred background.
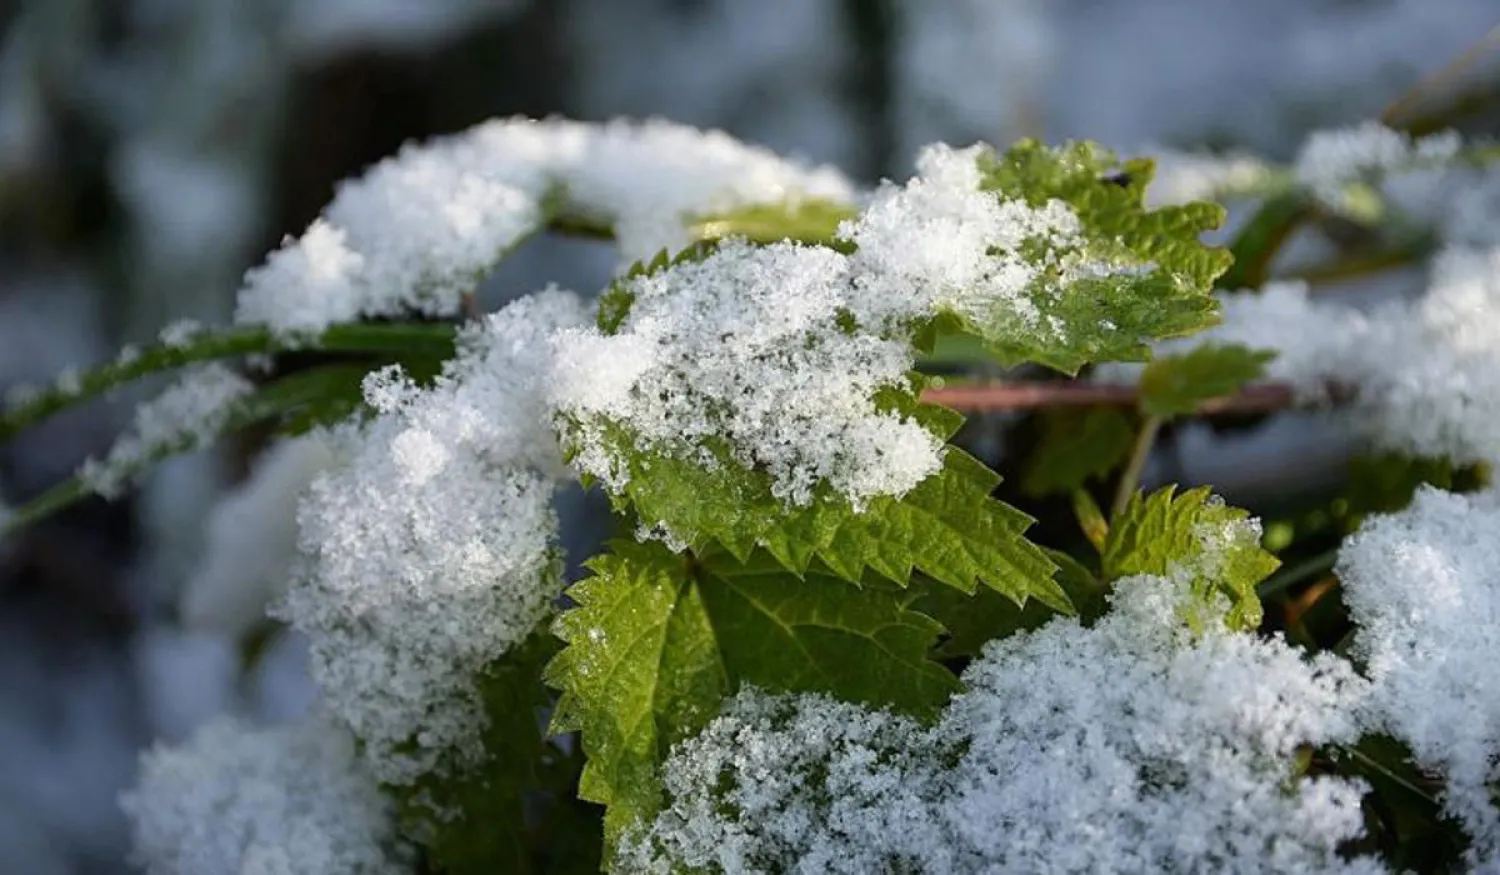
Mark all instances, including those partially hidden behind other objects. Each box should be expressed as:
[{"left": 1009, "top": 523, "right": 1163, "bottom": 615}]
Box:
[{"left": 1, "top": 1, "right": 1498, "bottom": 871}]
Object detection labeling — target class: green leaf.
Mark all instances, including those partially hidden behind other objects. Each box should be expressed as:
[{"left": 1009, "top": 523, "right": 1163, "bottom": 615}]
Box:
[
  {"left": 914, "top": 547, "right": 1104, "bottom": 658},
  {"left": 397, "top": 633, "right": 567, "bottom": 875},
  {"left": 1102, "top": 485, "right": 1280, "bottom": 631},
  {"left": 1021, "top": 407, "right": 1135, "bottom": 496},
  {"left": 1217, "top": 190, "right": 1310, "bottom": 291},
  {"left": 545, "top": 540, "right": 959, "bottom": 853},
  {"left": 689, "top": 199, "right": 859, "bottom": 252},
  {"left": 1344, "top": 453, "right": 1462, "bottom": 521},
  {"left": 575, "top": 409, "right": 1066, "bottom": 612},
  {"left": 1137, "top": 343, "right": 1276, "bottom": 418},
  {"left": 972, "top": 140, "right": 1232, "bottom": 374},
  {"left": 1072, "top": 488, "right": 1109, "bottom": 554}
]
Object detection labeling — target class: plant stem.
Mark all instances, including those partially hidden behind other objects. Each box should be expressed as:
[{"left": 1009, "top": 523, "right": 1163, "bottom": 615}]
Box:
[
  {"left": 1112, "top": 415, "right": 1162, "bottom": 519},
  {"left": 921, "top": 381, "right": 1304, "bottom": 414},
  {"left": 0, "top": 323, "right": 455, "bottom": 443},
  {"left": 1381, "top": 25, "right": 1500, "bottom": 132}
]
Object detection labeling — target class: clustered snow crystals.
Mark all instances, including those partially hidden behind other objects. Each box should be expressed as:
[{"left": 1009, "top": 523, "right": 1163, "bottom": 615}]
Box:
[
  {"left": 276, "top": 291, "right": 588, "bottom": 786},
  {"left": 551, "top": 143, "right": 1096, "bottom": 516},
  {"left": 234, "top": 117, "right": 857, "bottom": 340},
  {"left": 121, "top": 717, "right": 411, "bottom": 875},
  {"left": 626, "top": 570, "right": 1378, "bottom": 874},
  {"left": 840, "top": 142, "right": 1082, "bottom": 332},
  {"left": 1338, "top": 487, "right": 1500, "bottom": 866},
  {"left": 549, "top": 241, "right": 943, "bottom": 512}
]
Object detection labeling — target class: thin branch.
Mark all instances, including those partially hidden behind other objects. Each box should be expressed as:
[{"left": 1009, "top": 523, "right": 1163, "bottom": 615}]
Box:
[
  {"left": 1382, "top": 25, "right": 1500, "bottom": 131},
  {"left": 920, "top": 380, "right": 1306, "bottom": 414}
]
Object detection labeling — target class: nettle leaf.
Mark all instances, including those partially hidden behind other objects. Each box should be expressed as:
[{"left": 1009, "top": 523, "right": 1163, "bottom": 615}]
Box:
[
  {"left": 546, "top": 540, "right": 958, "bottom": 852},
  {"left": 1102, "top": 485, "right": 1280, "bottom": 631},
  {"left": 1022, "top": 407, "right": 1136, "bottom": 496},
  {"left": 974, "top": 140, "right": 1232, "bottom": 373},
  {"left": 577, "top": 403, "right": 1066, "bottom": 612},
  {"left": 395, "top": 633, "right": 562, "bottom": 875},
  {"left": 1138, "top": 343, "right": 1276, "bottom": 417}
]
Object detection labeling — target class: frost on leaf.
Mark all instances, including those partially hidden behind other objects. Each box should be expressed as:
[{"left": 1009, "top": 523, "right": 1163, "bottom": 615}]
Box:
[
  {"left": 545, "top": 540, "right": 958, "bottom": 853},
  {"left": 1102, "top": 485, "right": 1279, "bottom": 631},
  {"left": 121, "top": 717, "right": 411, "bottom": 875},
  {"left": 1338, "top": 486, "right": 1500, "bottom": 865},
  {"left": 549, "top": 240, "right": 1062, "bottom": 607},
  {"left": 233, "top": 117, "right": 855, "bottom": 340},
  {"left": 835, "top": 140, "right": 1229, "bottom": 376},
  {"left": 624, "top": 573, "right": 1376, "bottom": 875},
  {"left": 971, "top": 139, "right": 1232, "bottom": 373}
]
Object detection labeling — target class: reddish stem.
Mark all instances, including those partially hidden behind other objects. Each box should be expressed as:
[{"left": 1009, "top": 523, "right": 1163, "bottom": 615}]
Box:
[{"left": 920, "top": 381, "right": 1305, "bottom": 414}]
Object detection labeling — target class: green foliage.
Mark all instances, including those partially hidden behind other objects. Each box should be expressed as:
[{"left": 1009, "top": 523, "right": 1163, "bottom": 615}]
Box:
[
  {"left": 972, "top": 140, "right": 1232, "bottom": 373},
  {"left": 546, "top": 541, "right": 958, "bottom": 852},
  {"left": 1137, "top": 343, "right": 1276, "bottom": 417},
  {"left": 573, "top": 408, "right": 1066, "bottom": 611},
  {"left": 1102, "top": 485, "right": 1280, "bottom": 631},
  {"left": 1217, "top": 190, "right": 1310, "bottom": 291},
  {"left": 1022, "top": 407, "right": 1136, "bottom": 496},
  {"left": 1343, "top": 453, "right": 1485, "bottom": 525}
]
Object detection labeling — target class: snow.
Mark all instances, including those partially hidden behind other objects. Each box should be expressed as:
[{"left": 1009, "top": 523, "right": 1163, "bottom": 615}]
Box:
[
  {"left": 121, "top": 718, "right": 411, "bottom": 875},
  {"left": 78, "top": 364, "right": 255, "bottom": 499},
  {"left": 233, "top": 118, "right": 857, "bottom": 340},
  {"left": 1338, "top": 487, "right": 1500, "bottom": 865},
  {"left": 628, "top": 571, "right": 1378, "bottom": 874}
]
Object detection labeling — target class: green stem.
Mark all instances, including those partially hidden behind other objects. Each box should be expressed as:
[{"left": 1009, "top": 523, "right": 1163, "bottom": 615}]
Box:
[
  {"left": 3, "top": 364, "right": 369, "bottom": 533},
  {"left": 1111, "top": 415, "right": 1162, "bottom": 520},
  {"left": 0, "top": 322, "right": 455, "bottom": 443}
]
